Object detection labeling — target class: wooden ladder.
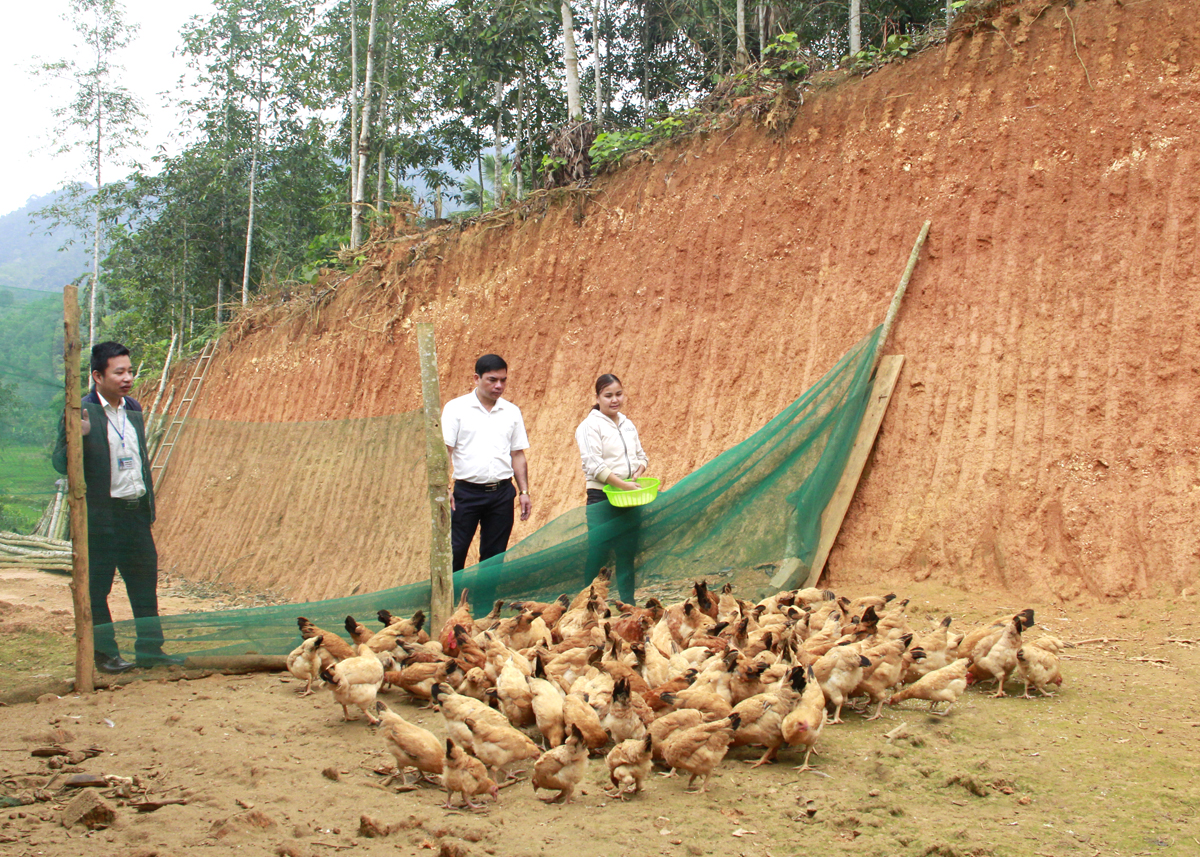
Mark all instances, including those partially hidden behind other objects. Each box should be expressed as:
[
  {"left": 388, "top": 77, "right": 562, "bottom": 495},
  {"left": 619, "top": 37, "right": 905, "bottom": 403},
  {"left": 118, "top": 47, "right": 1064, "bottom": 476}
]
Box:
[{"left": 150, "top": 339, "right": 216, "bottom": 492}]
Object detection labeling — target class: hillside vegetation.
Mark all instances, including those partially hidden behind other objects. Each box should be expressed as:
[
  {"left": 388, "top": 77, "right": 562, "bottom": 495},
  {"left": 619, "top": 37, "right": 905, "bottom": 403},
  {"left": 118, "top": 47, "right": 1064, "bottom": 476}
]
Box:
[{"left": 151, "top": 0, "right": 1199, "bottom": 604}]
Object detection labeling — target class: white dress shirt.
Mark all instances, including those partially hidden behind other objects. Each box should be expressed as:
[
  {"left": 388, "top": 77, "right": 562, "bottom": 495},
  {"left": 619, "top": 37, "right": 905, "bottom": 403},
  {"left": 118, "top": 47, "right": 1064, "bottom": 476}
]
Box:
[
  {"left": 442, "top": 392, "right": 530, "bottom": 484},
  {"left": 102, "top": 395, "right": 147, "bottom": 500}
]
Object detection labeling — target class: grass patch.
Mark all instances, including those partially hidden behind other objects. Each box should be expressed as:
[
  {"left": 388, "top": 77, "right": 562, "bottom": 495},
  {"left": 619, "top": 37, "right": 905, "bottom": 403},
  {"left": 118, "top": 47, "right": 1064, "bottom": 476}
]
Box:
[
  {"left": 0, "top": 629, "right": 75, "bottom": 697},
  {"left": 0, "top": 441, "right": 58, "bottom": 532}
]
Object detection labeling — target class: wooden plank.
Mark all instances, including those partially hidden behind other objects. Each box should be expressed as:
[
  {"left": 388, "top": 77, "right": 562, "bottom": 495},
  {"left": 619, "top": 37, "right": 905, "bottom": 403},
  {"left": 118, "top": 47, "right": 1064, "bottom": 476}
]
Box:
[
  {"left": 771, "top": 355, "right": 905, "bottom": 592},
  {"left": 805, "top": 354, "right": 905, "bottom": 588}
]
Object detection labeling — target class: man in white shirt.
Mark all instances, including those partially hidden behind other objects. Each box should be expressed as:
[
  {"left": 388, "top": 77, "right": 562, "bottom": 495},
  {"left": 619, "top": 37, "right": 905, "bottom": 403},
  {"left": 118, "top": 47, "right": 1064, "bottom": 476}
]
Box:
[
  {"left": 52, "top": 342, "right": 184, "bottom": 673},
  {"left": 441, "top": 354, "right": 531, "bottom": 573}
]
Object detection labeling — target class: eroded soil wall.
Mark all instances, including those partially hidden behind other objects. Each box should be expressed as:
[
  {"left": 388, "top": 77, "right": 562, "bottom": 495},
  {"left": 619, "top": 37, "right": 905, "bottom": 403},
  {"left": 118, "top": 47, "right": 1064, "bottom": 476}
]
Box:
[{"left": 156, "top": 0, "right": 1200, "bottom": 602}]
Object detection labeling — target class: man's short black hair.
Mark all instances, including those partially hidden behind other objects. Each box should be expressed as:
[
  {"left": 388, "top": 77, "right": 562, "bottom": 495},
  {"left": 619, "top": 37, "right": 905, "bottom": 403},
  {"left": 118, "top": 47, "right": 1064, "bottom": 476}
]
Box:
[
  {"left": 474, "top": 354, "right": 508, "bottom": 376},
  {"left": 91, "top": 341, "right": 131, "bottom": 376}
]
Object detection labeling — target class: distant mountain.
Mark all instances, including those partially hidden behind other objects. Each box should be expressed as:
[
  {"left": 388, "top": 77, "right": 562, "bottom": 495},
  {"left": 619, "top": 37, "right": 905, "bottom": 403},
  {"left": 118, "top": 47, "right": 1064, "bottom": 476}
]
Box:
[{"left": 0, "top": 191, "right": 90, "bottom": 293}]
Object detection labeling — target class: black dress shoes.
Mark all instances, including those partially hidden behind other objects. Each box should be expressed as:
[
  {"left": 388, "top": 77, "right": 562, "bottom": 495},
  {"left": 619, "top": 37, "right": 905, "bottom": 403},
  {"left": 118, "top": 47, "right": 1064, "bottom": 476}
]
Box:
[
  {"left": 95, "top": 654, "right": 136, "bottom": 674},
  {"left": 135, "top": 652, "right": 187, "bottom": 669}
]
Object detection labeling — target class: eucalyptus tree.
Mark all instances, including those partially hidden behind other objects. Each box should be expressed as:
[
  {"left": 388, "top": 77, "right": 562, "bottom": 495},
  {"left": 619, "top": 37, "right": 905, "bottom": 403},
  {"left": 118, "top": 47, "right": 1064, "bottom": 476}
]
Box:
[
  {"left": 181, "top": 0, "right": 320, "bottom": 305},
  {"left": 37, "top": 0, "right": 145, "bottom": 347}
]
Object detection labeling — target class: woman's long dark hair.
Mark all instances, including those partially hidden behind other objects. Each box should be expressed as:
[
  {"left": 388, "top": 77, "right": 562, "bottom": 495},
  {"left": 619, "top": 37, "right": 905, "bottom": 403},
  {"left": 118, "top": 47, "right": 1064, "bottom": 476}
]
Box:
[{"left": 591, "top": 373, "right": 622, "bottom": 411}]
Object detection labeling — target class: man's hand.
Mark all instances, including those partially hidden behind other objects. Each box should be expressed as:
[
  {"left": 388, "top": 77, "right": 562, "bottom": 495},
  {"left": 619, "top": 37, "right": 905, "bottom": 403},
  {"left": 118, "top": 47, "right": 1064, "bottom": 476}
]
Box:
[
  {"left": 80, "top": 408, "right": 92, "bottom": 436},
  {"left": 449, "top": 489, "right": 455, "bottom": 512},
  {"left": 519, "top": 492, "right": 532, "bottom": 521}
]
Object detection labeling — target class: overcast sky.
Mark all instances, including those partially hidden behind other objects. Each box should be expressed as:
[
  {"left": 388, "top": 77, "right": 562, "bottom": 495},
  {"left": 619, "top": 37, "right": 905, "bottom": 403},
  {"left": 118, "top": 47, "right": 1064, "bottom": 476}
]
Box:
[{"left": 1, "top": 0, "right": 215, "bottom": 217}]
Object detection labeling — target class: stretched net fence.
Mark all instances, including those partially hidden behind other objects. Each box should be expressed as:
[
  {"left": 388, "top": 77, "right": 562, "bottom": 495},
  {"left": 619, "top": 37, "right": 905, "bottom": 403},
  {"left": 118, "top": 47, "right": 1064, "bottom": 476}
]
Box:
[{"left": 109, "top": 327, "right": 883, "bottom": 657}]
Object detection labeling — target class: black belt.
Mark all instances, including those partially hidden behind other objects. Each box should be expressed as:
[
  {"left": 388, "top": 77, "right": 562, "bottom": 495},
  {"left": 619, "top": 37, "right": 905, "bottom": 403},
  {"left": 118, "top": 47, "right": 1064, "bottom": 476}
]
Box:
[
  {"left": 458, "top": 480, "right": 508, "bottom": 493},
  {"left": 114, "top": 496, "right": 146, "bottom": 510}
]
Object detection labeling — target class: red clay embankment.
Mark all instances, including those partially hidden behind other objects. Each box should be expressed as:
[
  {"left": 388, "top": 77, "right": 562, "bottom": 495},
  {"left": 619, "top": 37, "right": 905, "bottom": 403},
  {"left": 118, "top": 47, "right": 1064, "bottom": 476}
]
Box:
[{"left": 155, "top": 0, "right": 1200, "bottom": 603}]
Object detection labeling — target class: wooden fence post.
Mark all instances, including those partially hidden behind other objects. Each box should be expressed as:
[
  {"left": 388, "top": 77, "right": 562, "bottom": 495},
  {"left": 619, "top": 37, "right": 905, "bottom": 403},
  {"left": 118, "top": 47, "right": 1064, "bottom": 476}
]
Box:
[
  {"left": 63, "top": 285, "right": 94, "bottom": 693},
  {"left": 417, "top": 323, "right": 453, "bottom": 631}
]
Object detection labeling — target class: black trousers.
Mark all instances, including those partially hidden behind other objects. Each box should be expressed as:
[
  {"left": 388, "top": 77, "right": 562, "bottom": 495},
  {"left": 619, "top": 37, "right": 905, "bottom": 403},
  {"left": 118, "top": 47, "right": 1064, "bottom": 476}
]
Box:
[
  {"left": 88, "top": 498, "right": 164, "bottom": 658},
  {"left": 451, "top": 480, "right": 516, "bottom": 572},
  {"left": 585, "top": 489, "right": 640, "bottom": 604}
]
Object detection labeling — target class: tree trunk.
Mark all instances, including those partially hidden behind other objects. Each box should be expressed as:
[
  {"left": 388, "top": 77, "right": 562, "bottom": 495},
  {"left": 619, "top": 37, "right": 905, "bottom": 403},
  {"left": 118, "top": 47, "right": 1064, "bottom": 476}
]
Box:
[
  {"left": 849, "top": 0, "right": 861, "bottom": 56},
  {"left": 416, "top": 323, "right": 453, "bottom": 632},
  {"left": 216, "top": 277, "right": 223, "bottom": 324},
  {"left": 757, "top": 1, "right": 766, "bottom": 55},
  {"left": 494, "top": 77, "right": 504, "bottom": 208},
  {"left": 515, "top": 63, "right": 525, "bottom": 200},
  {"left": 641, "top": 1, "right": 649, "bottom": 118},
  {"left": 477, "top": 153, "right": 485, "bottom": 214},
  {"left": 242, "top": 90, "right": 262, "bottom": 306},
  {"left": 560, "top": 0, "right": 582, "bottom": 120},
  {"left": 375, "top": 12, "right": 393, "bottom": 213},
  {"left": 592, "top": 0, "right": 603, "bottom": 121},
  {"left": 348, "top": 0, "right": 361, "bottom": 244},
  {"left": 736, "top": 0, "right": 749, "bottom": 68},
  {"left": 90, "top": 70, "right": 102, "bottom": 349},
  {"left": 351, "top": 0, "right": 379, "bottom": 249},
  {"left": 63, "top": 284, "right": 94, "bottom": 693}
]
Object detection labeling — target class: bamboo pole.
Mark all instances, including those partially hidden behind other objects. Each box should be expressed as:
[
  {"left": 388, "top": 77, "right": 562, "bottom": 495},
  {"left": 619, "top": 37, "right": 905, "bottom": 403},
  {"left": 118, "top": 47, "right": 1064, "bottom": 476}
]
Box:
[
  {"left": 417, "top": 323, "right": 453, "bottom": 631},
  {"left": 871, "top": 220, "right": 931, "bottom": 374},
  {"left": 63, "top": 285, "right": 94, "bottom": 693}
]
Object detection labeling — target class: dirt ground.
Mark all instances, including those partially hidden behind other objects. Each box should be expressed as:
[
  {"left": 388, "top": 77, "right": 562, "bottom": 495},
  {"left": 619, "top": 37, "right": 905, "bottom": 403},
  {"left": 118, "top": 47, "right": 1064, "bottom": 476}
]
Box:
[{"left": 1, "top": 570, "right": 1197, "bottom": 857}]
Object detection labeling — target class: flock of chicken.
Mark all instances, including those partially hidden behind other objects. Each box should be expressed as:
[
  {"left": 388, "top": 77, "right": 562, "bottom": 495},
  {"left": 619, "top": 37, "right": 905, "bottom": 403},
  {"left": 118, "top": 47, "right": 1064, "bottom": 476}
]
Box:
[{"left": 285, "top": 569, "right": 1066, "bottom": 810}]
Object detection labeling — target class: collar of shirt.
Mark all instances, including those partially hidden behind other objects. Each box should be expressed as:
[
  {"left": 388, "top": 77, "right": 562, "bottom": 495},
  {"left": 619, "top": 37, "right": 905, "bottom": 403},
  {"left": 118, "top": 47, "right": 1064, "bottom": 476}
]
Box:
[{"left": 469, "top": 391, "right": 509, "bottom": 413}]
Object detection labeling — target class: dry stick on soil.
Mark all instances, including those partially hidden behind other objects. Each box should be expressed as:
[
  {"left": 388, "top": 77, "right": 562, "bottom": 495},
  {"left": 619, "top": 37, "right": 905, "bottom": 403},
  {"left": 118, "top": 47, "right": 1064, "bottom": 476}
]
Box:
[
  {"left": 1073, "top": 637, "right": 1137, "bottom": 645},
  {"left": 1062, "top": 7, "right": 1093, "bottom": 90}
]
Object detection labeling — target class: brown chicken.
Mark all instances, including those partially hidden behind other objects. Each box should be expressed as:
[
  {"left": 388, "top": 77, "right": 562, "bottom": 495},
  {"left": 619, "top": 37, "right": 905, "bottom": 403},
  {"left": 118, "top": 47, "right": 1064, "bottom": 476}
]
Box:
[
  {"left": 812, "top": 645, "right": 871, "bottom": 724},
  {"left": 969, "top": 616, "right": 1025, "bottom": 696},
  {"left": 731, "top": 665, "right": 808, "bottom": 765},
  {"left": 432, "top": 682, "right": 508, "bottom": 758},
  {"left": 660, "top": 689, "right": 733, "bottom": 720},
  {"left": 320, "top": 643, "right": 387, "bottom": 725},
  {"left": 563, "top": 692, "right": 609, "bottom": 751},
  {"left": 376, "top": 701, "right": 443, "bottom": 786},
  {"left": 853, "top": 634, "right": 913, "bottom": 720},
  {"left": 286, "top": 635, "right": 324, "bottom": 696},
  {"left": 660, "top": 713, "right": 741, "bottom": 793},
  {"left": 511, "top": 594, "right": 572, "bottom": 629},
  {"left": 780, "top": 665, "right": 826, "bottom": 770},
  {"left": 443, "top": 738, "right": 498, "bottom": 809},
  {"left": 377, "top": 608, "right": 429, "bottom": 642},
  {"left": 606, "top": 733, "right": 653, "bottom": 799},
  {"left": 888, "top": 657, "right": 972, "bottom": 715},
  {"left": 438, "top": 590, "right": 474, "bottom": 654},
  {"left": 297, "top": 616, "right": 356, "bottom": 666},
  {"left": 1016, "top": 636, "right": 1065, "bottom": 698},
  {"left": 531, "top": 726, "right": 589, "bottom": 803},
  {"left": 464, "top": 713, "right": 541, "bottom": 780},
  {"left": 648, "top": 708, "right": 706, "bottom": 763},
  {"left": 601, "top": 677, "right": 649, "bottom": 743},
  {"left": 496, "top": 656, "right": 536, "bottom": 728}
]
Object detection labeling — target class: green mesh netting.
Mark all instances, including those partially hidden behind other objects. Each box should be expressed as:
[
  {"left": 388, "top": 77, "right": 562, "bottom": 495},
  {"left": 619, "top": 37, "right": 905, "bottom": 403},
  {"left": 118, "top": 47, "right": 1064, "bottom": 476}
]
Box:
[{"left": 107, "top": 327, "right": 883, "bottom": 657}]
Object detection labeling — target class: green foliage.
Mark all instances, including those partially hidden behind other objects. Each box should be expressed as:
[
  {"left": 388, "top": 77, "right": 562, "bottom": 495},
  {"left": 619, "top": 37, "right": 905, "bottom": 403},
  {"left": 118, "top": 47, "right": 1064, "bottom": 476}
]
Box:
[
  {"left": 761, "top": 31, "right": 810, "bottom": 81},
  {"left": 844, "top": 33, "right": 915, "bottom": 72},
  {"left": 589, "top": 114, "right": 690, "bottom": 170}
]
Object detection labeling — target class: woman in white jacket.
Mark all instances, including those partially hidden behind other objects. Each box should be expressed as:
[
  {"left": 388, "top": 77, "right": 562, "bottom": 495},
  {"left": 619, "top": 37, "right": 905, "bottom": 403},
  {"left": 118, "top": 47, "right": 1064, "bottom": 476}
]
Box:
[{"left": 575, "top": 373, "right": 648, "bottom": 602}]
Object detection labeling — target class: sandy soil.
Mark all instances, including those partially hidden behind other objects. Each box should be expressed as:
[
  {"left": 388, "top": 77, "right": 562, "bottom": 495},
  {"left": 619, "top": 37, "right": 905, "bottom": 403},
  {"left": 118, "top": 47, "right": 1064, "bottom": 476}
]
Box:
[
  {"left": 145, "top": 0, "right": 1200, "bottom": 604},
  {"left": 1, "top": 571, "right": 1198, "bottom": 857}
]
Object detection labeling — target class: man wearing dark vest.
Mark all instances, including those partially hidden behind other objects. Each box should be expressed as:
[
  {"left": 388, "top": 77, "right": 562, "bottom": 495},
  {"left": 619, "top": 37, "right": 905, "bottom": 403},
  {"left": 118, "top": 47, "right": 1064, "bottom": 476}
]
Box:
[{"left": 53, "top": 341, "right": 184, "bottom": 673}]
